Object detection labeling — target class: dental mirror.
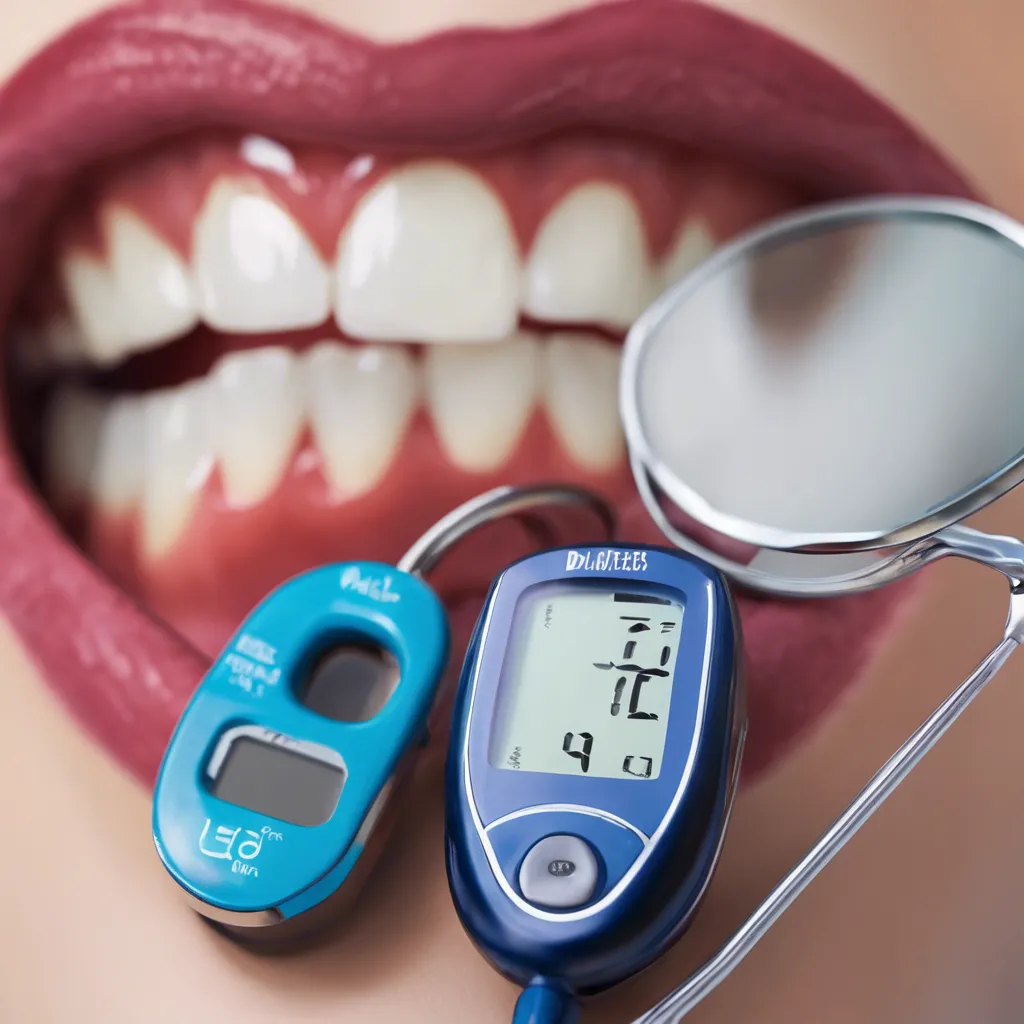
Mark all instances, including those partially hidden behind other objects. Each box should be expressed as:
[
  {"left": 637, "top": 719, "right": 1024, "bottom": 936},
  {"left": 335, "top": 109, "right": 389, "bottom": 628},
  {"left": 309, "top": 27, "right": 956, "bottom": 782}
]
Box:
[
  {"left": 619, "top": 197, "right": 1024, "bottom": 1021},
  {"left": 622, "top": 196, "right": 1024, "bottom": 596}
]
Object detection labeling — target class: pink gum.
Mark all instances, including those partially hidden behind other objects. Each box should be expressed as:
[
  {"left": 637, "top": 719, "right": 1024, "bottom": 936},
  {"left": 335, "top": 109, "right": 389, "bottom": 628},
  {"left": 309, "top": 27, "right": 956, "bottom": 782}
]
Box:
[{"left": 46, "top": 129, "right": 800, "bottom": 271}]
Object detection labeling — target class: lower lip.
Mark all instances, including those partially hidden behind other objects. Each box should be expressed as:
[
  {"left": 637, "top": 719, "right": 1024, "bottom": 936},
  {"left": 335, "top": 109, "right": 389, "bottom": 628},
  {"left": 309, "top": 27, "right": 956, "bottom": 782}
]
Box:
[{"left": 0, "top": 0, "right": 973, "bottom": 787}]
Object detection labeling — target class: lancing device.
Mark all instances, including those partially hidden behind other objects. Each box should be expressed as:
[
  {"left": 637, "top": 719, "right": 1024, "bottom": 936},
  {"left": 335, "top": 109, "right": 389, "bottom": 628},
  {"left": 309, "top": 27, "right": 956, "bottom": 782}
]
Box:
[
  {"left": 445, "top": 543, "right": 745, "bottom": 1023},
  {"left": 152, "top": 485, "right": 615, "bottom": 949}
]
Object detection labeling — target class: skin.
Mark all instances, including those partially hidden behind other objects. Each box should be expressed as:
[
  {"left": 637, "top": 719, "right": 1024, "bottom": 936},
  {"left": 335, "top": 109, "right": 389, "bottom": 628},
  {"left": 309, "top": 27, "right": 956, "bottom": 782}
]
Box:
[{"left": 3, "top": 1, "right": 1024, "bottom": 1021}]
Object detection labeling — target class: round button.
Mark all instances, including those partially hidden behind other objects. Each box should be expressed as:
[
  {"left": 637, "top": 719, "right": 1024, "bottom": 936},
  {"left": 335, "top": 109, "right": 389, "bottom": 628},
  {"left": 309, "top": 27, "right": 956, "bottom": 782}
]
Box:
[{"left": 518, "top": 834, "right": 600, "bottom": 909}]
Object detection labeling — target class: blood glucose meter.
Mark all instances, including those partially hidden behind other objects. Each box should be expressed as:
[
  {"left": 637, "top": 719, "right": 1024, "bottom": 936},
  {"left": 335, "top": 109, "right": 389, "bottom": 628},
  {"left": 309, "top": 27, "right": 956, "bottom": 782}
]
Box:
[
  {"left": 152, "top": 485, "right": 615, "bottom": 949},
  {"left": 153, "top": 559, "right": 448, "bottom": 946},
  {"left": 445, "top": 543, "right": 745, "bottom": 1021}
]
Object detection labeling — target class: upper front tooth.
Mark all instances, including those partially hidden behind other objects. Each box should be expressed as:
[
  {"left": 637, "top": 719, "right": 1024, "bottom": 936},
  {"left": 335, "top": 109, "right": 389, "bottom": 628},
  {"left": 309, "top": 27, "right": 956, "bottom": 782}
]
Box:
[
  {"left": 208, "top": 347, "right": 305, "bottom": 507},
  {"left": 304, "top": 341, "right": 418, "bottom": 497},
  {"left": 193, "top": 179, "right": 331, "bottom": 333},
  {"left": 141, "top": 379, "right": 214, "bottom": 559},
  {"left": 660, "top": 219, "right": 715, "bottom": 290},
  {"left": 523, "top": 183, "right": 656, "bottom": 330},
  {"left": 425, "top": 333, "right": 539, "bottom": 471},
  {"left": 60, "top": 206, "right": 199, "bottom": 367},
  {"left": 542, "top": 332, "right": 624, "bottom": 471},
  {"left": 43, "top": 383, "right": 106, "bottom": 512},
  {"left": 334, "top": 161, "right": 520, "bottom": 343}
]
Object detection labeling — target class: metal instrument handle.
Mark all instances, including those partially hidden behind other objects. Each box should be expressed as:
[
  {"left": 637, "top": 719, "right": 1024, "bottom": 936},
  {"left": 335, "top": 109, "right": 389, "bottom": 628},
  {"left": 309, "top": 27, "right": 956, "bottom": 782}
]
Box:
[
  {"left": 397, "top": 484, "right": 616, "bottom": 578},
  {"left": 634, "top": 583, "right": 1024, "bottom": 1023}
]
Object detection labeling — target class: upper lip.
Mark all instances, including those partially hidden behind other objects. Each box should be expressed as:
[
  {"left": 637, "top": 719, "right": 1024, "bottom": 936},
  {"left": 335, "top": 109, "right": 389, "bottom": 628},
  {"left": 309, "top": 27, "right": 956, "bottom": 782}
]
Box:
[{"left": 0, "top": 0, "right": 974, "bottom": 784}]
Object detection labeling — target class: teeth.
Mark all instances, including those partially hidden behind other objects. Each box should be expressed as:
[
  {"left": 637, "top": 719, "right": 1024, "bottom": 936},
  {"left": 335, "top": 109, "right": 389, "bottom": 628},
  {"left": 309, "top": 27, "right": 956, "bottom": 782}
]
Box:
[
  {"left": 334, "top": 161, "right": 520, "bottom": 343},
  {"left": 193, "top": 179, "right": 331, "bottom": 333},
  {"left": 141, "top": 379, "right": 214, "bottom": 559},
  {"left": 39, "top": 161, "right": 662, "bottom": 535},
  {"left": 542, "top": 333, "right": 624, "bottom": 471},
  {"left": 60, "top": 207, "right": 199, "bottom": 368},
  {"left": 60, "top": 254, "right": 119, "bottom": 364},
  {"left": 208, "top": 347, "right": 305, "bottom": 507},
  {"left": 43, "top": 383, "right": 106, "bottom": 511},
  {"left": 92, "top": 394, "right": 145, "bottom": 513},
  {"left": 523, "top": 183, "right": 655, "bottom": 330},
  {"left": 304, "top": 341, "right": 418, "bottom": 497},
  {"left": 106, "top": 209, "right": 199, "bottom": 349},
  {"left": 43, "top": 329, "right": 628, "bottom": 540},
  {"left": 660, "top": 220, "right": 716, "bottom": 289},
  {"left": 425, "top": 333, "right": 539, "bottom": 471}
]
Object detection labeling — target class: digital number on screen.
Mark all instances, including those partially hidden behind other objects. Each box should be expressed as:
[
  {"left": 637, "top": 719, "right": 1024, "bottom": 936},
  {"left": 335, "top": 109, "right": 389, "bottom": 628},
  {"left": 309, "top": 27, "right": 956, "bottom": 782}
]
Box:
[{"left": 489, "top": 585, "right": 684, "bottom": 780}]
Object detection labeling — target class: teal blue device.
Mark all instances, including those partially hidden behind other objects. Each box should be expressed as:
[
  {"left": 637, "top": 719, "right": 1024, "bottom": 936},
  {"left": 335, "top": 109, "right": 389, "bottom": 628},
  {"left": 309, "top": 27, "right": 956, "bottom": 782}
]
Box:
[
  {"left": 152, "top": 561, "right": 448, "bottom": 947},
  {"left": 151, "top": 485, "right": 616, "bottom": 948}
]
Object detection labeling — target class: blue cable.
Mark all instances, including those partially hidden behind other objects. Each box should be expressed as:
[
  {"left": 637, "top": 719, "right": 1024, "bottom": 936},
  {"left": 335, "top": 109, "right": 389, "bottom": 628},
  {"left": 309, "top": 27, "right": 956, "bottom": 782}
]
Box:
[{"left": 512, "top": 980, "right": 580, "bottom": 1024}]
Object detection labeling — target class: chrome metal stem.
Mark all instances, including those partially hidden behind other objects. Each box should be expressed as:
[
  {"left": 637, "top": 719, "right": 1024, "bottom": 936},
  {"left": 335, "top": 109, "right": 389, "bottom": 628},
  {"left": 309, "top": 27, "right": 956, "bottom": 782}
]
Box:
[
  {"left": 634, "top": 583, "right": 1024, "bottom": 1023},
  {"left": 933, "top": 524, "right": 1024, "bottom": 583},
  {"left": 397, "top": 484, "right": 616, "bottom": 578}
]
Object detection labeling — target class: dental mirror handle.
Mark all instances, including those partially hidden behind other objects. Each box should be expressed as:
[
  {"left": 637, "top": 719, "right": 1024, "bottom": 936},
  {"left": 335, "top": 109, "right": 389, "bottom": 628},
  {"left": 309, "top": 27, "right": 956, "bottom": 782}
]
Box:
[
  {"left": 397, "top": 483, "right": 617, "bottom": 578},
  {"left": 633, "top": 584, "right": 1024, "bottom": 1024}
]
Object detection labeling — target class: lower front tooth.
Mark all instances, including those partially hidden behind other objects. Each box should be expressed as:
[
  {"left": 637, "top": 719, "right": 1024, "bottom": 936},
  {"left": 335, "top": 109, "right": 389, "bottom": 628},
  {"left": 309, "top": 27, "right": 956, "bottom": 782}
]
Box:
[
  {"left": 93, "top": 394, "right": 145, "bottom": 513},
  {"left": 543, "top": 332, "right": 625, "bottom": 471},
  {"left": 44, "top": 383, "right": 106, "bottom": 512},
  {"left": 208, "top": 347, "right": 305, "bottom": 507},
  {"left": 305, "top": 341, "right": 418, "bottom": 498},
  {"left": 141, "top": 379, "right": 215, "bottom": 559},
  {"left": 425, "top": 333, "right": 539, "bottom": 471}
]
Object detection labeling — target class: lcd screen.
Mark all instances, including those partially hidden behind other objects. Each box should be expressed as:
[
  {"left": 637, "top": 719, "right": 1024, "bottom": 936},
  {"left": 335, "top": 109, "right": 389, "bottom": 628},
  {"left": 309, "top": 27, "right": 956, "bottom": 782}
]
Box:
[
  {"left": 489, "top": 583, "right": 683, "bottom": 780},
  {"left": 211, "top": 735, "right": 346, "bottom": 827}
]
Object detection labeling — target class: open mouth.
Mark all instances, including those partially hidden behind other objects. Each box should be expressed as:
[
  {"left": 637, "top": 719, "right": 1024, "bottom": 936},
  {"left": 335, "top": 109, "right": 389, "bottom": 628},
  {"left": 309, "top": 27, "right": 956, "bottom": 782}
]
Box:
[{"left": 0, "top": 0, "right": 973, "bottom": 785}]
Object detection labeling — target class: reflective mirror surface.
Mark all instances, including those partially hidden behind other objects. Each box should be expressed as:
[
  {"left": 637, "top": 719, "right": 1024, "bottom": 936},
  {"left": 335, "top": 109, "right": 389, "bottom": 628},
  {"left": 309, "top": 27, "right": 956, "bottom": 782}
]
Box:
[{"left": 623, "top": 199, "right": 1024, "bottom": 552}]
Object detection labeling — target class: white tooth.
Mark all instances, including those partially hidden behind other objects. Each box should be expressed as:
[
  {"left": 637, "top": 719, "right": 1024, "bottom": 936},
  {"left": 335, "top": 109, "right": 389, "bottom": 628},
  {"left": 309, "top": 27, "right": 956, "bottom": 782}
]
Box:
[
  {"left": 543, "top": 333, "right": 624, "bottom": 471},
  {"left": 60, "top": 252, "right": 123, "bottom": 367},
  {"left": 141, "top": 379, "right": 214, "bottom": 559},
  {"left": 43, "top": 383, "right": 106, "bottom": 511},
  {"left": 425, "top": 334, "right": 539, "bottom": 471},
  {"left": 60, "top": 208, "right": 199, "bottom": 367},
  {"left": 304, "top": 341, "right": 418, "bottom": 497},
  {"left": 106, "top": 208, "right": 199, "bottom": 349},
  {"left": 92, "top": 395, "right": 145, "bottom": 514},
  {"left": 523, "top": 183, "right": 655, "bottom": 330},
  {"left": 208, "top": 346, "right": 305, "bottom": 507},
  {"left": 335, "top": 161, "right": 520, "bottom": 343},
  {"left": 660, "top": 220, "right": 715, "bottom": 290},
  {"left": 194, "top": 179, "right": 331, "bottom": 333}
]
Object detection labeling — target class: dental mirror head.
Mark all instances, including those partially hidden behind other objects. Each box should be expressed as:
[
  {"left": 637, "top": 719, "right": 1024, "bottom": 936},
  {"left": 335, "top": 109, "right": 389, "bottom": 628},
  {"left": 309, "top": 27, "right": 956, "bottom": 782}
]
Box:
[{"left": 621, "top": 197, "right": 1024, "bottom": 596}]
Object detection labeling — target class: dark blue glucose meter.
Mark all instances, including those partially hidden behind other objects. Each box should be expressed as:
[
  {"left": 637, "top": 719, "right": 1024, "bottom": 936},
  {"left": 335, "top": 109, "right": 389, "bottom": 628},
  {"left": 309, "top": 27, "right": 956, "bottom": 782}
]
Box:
[
  {"left": 152, "top": 486, "right": 615, "bottom": 949},
  {"left": 445, "top": 544, "right": 745, "bottom": 1023}
]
